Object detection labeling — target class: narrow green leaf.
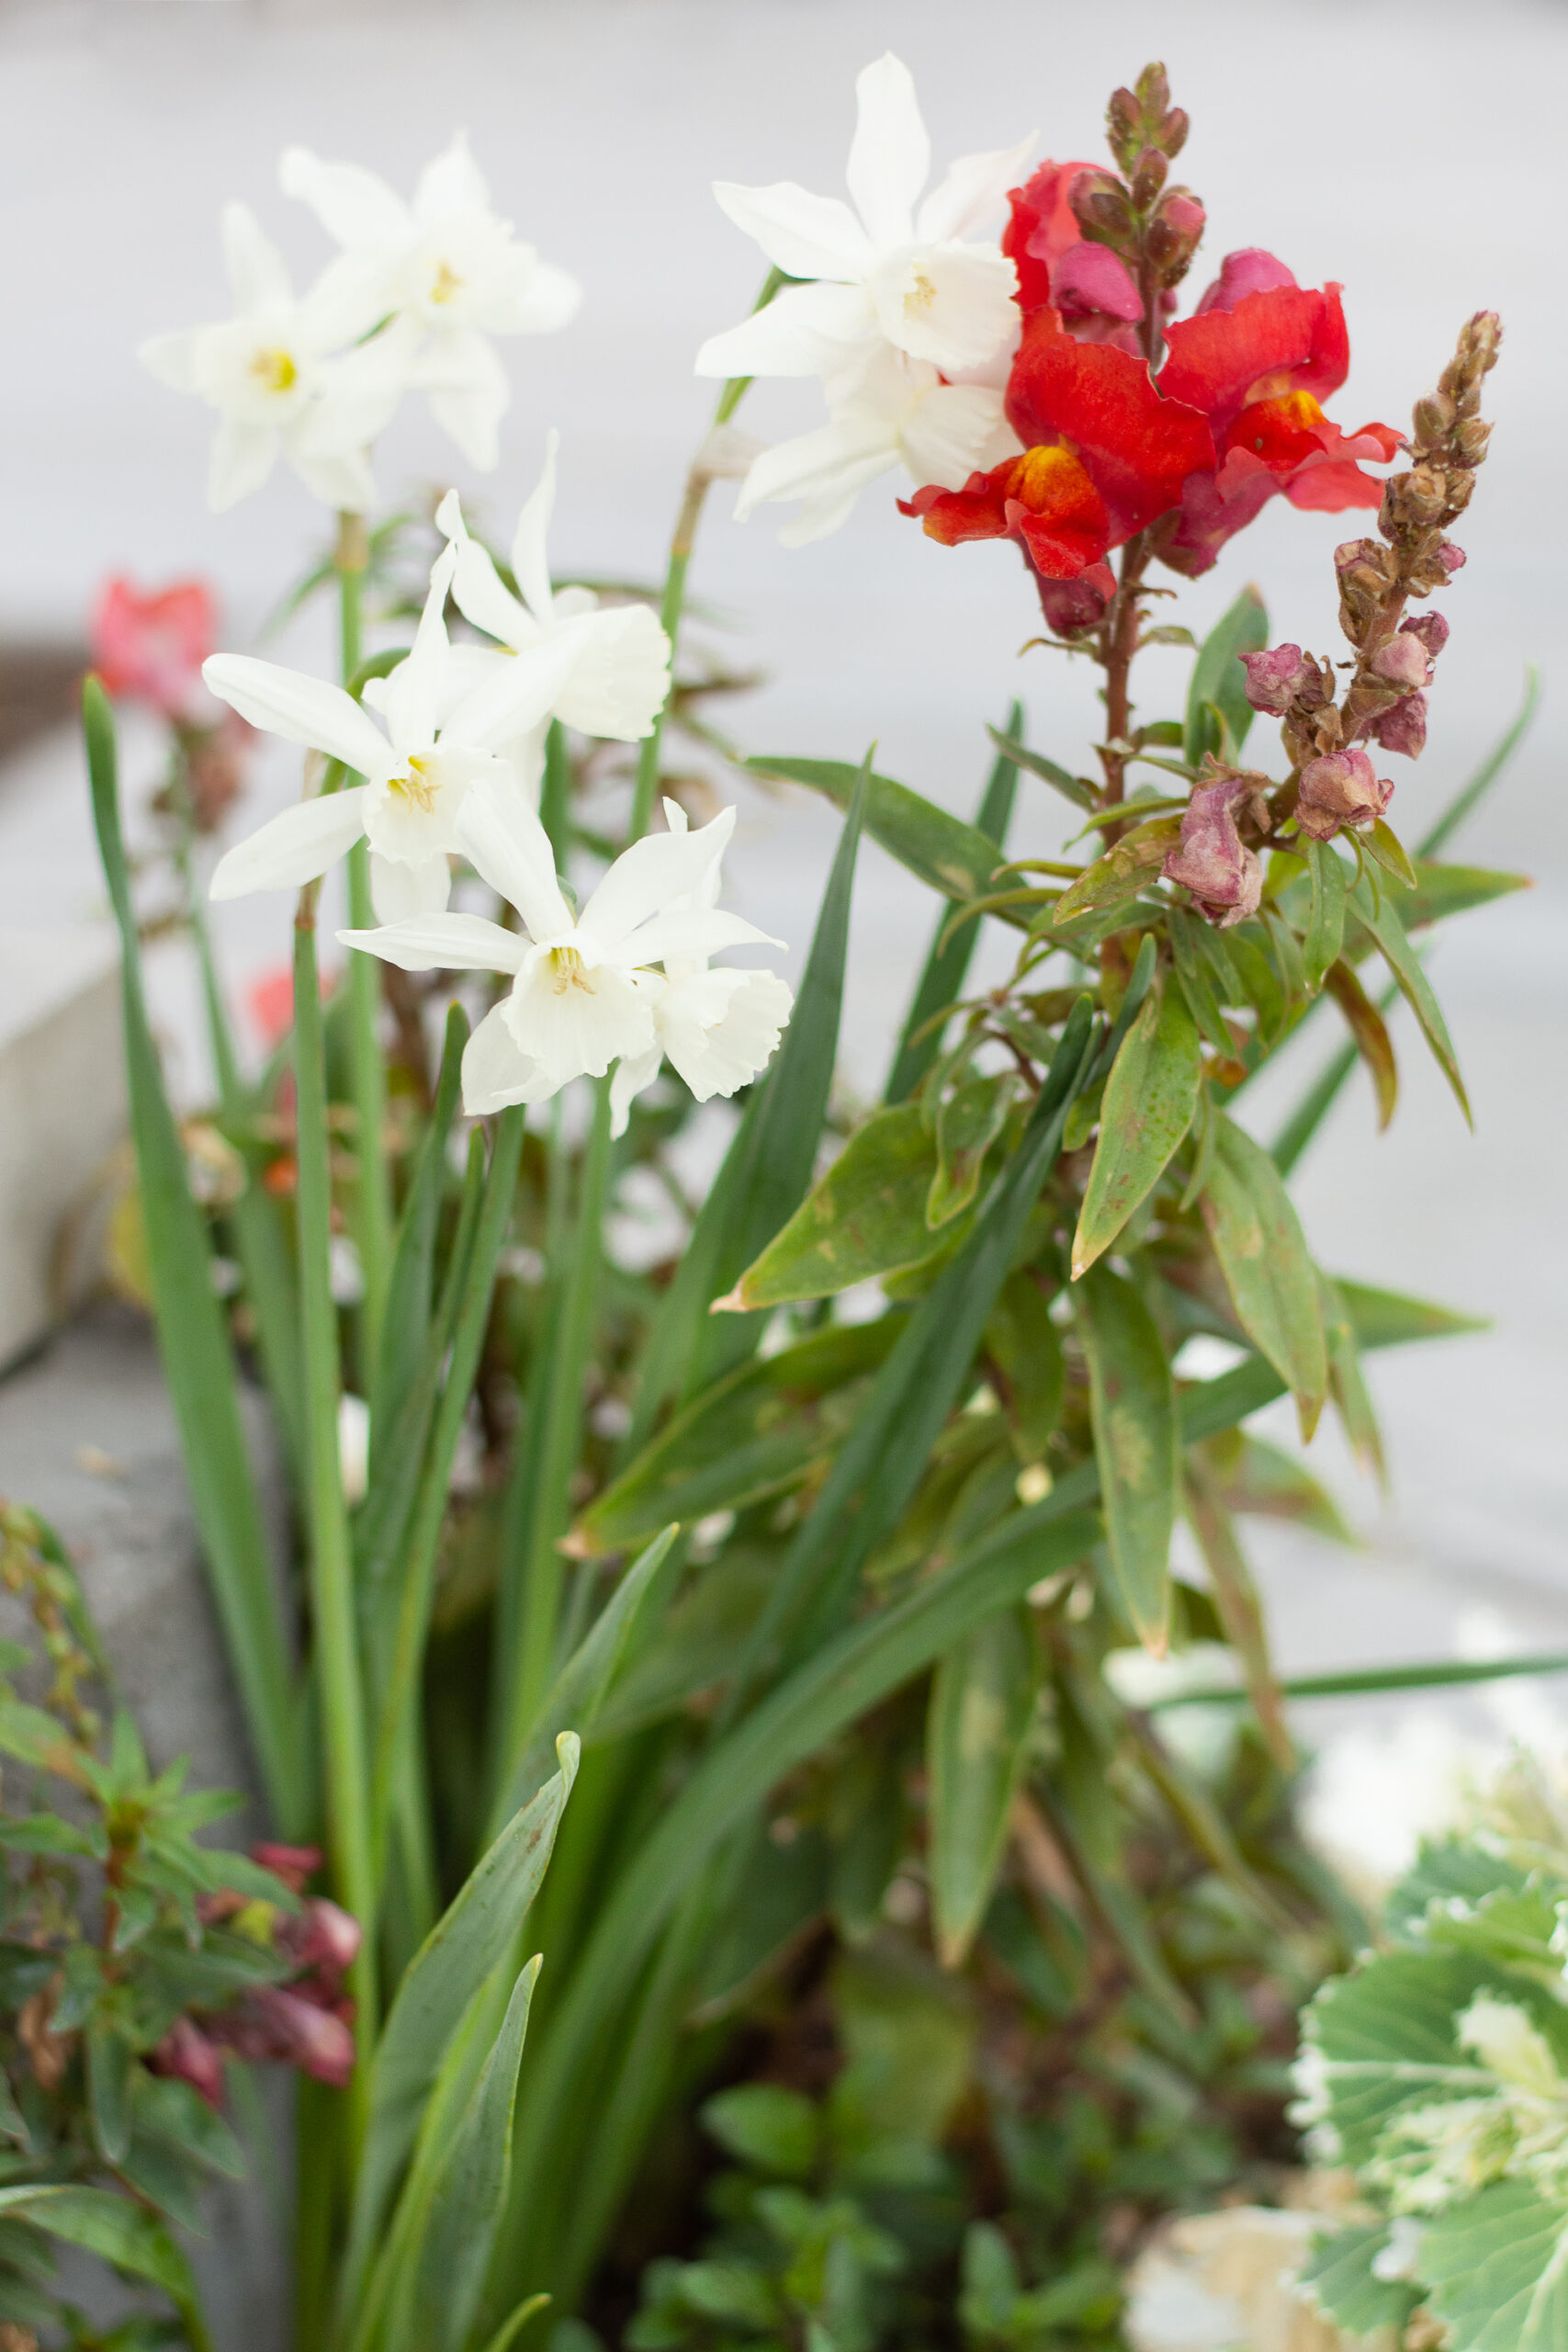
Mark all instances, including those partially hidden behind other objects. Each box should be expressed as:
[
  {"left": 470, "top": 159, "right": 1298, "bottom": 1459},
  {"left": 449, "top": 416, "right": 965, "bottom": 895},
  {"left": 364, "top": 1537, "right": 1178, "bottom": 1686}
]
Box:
[
  {"left": 929, "top": 1073, "right": 1018, "bottom": 1228},
  {"left": 0, "top": 2185, "right": 203, "bottom": 2319},
  {"left": 1075, "top": 1265, "right": 1178, "bottom": 1649},
  {"left": 886, "top": 709, "right": 1022, "bottom": 1102},
  {"left": 1051, "top": 818, "right": 1179, "bottom": 926},
  {"left": 1363, "top": 817, "right": 1416, "bottom": 891},
  {"left": 1183, "top": 584, "right": 1268, "bottom": 765},
  {"left": 928, "top": 1608, "right": 1037, "bottom": 1966},
  {"left": 84, "top": 680, "right": 302, "bottom": 1834},
  {"left": 1168, "top": 908, "right": 1234, "bottom": 1054},
  {"left": 1351, "top": 871, "right": 1470, "bottom": 1122},
  {"left": 744, "top": 752, "right": 1023, "bottom": 918},
  {"left": 1072, "top": 979, "right": 1200, "bottom": 1276},
  {"left": 984, "top": 1273, "right": 1064, "bottom": 1464},
  {"left": 1302, "top": 838, "right": 1348, "bottom": 994},
  {"left": 399, "top": 1959, "right": 541, "bottom": 2352},
  {"left": 86, "top": 2020, "right": 133, "bottom": 2165},
  {"left": 1201, "top": 1115, "right": 1327, "bottom": 1435},
  {"left": 1319, "top": 1272, "right": 1385, "bottom": 1481},
  {"left": 721, "top": 1105, "right": 939, "bottom": 1310},
  {"left": 1334, "top": 1274, "right": 1485, "bottom": 1349},
  {"left": 369, "top": 1002, "right": 467, "bottom": 1489},
  {"left": 983, "top": 724, "right": 1096, "bottom": 813},
  {"left": 1323, "top": 958, "right": 1398, "bottom": 1130},
  {"left": 1400, "top": 860, "right": 1530, "bottom": 930}
]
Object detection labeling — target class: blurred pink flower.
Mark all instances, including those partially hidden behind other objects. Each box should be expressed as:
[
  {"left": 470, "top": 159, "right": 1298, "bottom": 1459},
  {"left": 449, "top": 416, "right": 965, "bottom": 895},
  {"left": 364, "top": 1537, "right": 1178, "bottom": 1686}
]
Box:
[{"left": 91, "top": 577, "right": 218, "bottom": 720}]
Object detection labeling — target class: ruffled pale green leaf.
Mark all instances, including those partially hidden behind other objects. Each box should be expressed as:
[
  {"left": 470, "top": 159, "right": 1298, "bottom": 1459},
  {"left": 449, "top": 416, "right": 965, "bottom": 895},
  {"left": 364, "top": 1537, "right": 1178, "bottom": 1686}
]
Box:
[
  {"left": 1423, "top": 2180, "right": 1568, "bottom": 2351},
  {"left": 1298, "top": 2223, "right": 1422, "bottom": 2336}
]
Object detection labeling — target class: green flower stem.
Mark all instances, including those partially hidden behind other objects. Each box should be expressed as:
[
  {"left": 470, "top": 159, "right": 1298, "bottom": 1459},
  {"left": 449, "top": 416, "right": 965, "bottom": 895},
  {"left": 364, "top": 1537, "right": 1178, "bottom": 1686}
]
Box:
[
  {"left": 1149, "top": 1650, "right": 1568, "bottom": 1711},
  {"left": 293, "top": 899, "right": 378, "bottom": 2082},
  {"left": 336, "top": 513, "right": 392, "bottom": 1364},
  {"left": 626, "top": 270, "right": 782, "bottom": 843}
]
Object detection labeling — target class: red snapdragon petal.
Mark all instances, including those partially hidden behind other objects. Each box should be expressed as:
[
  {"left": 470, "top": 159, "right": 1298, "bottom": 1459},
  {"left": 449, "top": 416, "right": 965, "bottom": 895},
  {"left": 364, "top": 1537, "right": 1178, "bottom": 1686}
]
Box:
[
  {"left": 1158, "top": 284, "right": 1351, "bottom": 434},
  {"left": 1005, "top": 310, "right": 1214, "bottom": 544},
  {"left": 1050, "top": 241, "right": 1143, "bottom": 324},
  {"left": 1002, "top": 159, "right": 1100, "bottom": 311},
  {"left": 904, "top": 445, "right": 1112, "bottom": 577}
]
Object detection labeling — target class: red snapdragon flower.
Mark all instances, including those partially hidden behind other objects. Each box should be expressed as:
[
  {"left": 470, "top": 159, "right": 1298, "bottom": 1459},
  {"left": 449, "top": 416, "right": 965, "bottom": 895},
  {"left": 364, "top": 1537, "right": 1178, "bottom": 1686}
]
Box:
[
  {"left": 901, "top": 306, "right": 1213, "bottom": 622},
  {"left": 1150, "top": 265, "right": 1402, "bottom": 573},
  {"left": 90, "top": 577, "right": 218, "bottom": 721}
]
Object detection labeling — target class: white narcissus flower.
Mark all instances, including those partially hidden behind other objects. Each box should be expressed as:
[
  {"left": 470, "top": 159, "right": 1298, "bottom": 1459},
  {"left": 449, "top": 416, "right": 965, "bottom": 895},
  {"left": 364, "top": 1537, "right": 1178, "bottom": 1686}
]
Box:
[
  {"left": 337, "top": 782, "right": 787, "bottom": 1121},
  {"left": 434, "top": 432, "right": 671, "bottom": 781},
  {"left": 695, "top": 53, "right": 1032, "bottom": 385},
  {"left": 609, "top": 800, "right": 793, "bottom": 1135},
  {"left": 735, "top": 342, "right": 1020, "bottom": 546},
  {"left": 280, "top": 134, "right": 581, "bottom": 469},
  {"left": 205, "top": 543, "right": 588, "bottom": 917},
  {"left": 140, "top": 204, "right": 410, "bottom": 513}
]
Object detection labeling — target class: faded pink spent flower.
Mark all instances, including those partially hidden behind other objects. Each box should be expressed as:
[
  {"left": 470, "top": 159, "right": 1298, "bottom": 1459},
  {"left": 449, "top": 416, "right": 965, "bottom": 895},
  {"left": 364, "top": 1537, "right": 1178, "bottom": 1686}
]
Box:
[
  {"left": 1163, "top": 779, "right": 1264, "bottom": 926},
  {"left": 1297, "top": 748, "right": 1393, "bottom": 838},
  {"left": 1401, "top": 611, "right": 1450, "bottom": 659},
  {"left": 1240, "top": 642, "right": 1314, "bottom": 716},
  {"left": 1370, "top": 691, "right": 1427, "bottom": 759},
  {"left": 1371, "top": 632, "right": 1429, "bottom": 690},
  {"left": 150, "top": 2016, "right": 227, "bottom": 2110}
]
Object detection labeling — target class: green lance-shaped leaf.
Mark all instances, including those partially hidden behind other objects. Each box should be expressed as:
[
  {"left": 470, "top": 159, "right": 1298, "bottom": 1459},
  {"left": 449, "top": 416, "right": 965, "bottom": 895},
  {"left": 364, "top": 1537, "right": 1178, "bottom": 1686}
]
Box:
[
  {"left": 1324, "top": 957, "right": 1398, "bottom": 1129},
  {"left": 84, "top": 680, "right": 302, "bottom": 1835},
  {"left": 1362, "top": 815, "right": 1417, "bottom": 891},
  {"left": 341, "top": 1737, "right": 578, "bottom": 2316},
  {"left": 1183, "top": 582, "right": 1269, "bottom": 766},
  {"left": 394, "top": 1959, "right": 541, "bottom": 2352},
  {"left": 0, "top": 2186, "right": 209, "bottom": 2344},
  {"left": 1072, "top": 978, "right": 1200, "bottom": 1277},
  {"left": 1201, "top": 1114, "right": 1327, "bottom": 1436},
  {"left": 1351, "top": 869, "right": 1471, "bottom": 1122},
  {"left": 1400, "top": 859, "right": 1530, "bottom": 930},
  {"left": 718, "top": 1105, "right": 941, "bottom": 1310},
  {"left": 1074, "top": 1265, "right": 1178, "bottom": 1651},
  {"left": 984, "top": 1272, "right": 1064, "bottom": 1464},
  {"left": 1423, "top": 2180, "right": 1568, "bottom": 2352},
  {"left": 984, "top": 723, "right": 1096, "bottom": 812},
  {"left": 887, "top": 708, "right": 1023, "bottom": 1102},
  {"left": 1320, "top": 1269, "right": 1386, "bottom": 1482},
  {"left": 1302, "top": 836, "right": 1348, "bottom": 993},
  {"left": 928, "top": 1607, "right": 1037, "bottom": 1966},
  {"left": 86, "top": 2019, "right": 134, "bottom": 2165},
  {"left": 629, "top": 757, "right": 868, "bottom": 1442},
  {"left": 573, "top": 1323, "right": 898, "bottom": 1556},
  {"left": 1051, "top": 817, "right": 1180, "bottom": 927},
  {"left": 929, "top": 1072, "right": 1018, "bottom": 1227},
  {"left": 744, "top": 752, "right": 1026, "bottom": 919}
]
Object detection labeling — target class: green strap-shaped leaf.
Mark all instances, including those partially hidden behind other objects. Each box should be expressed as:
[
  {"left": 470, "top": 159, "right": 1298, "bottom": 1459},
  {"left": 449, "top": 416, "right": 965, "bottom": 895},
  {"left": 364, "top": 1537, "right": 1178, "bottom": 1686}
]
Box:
[
  {"left": 984, "top": 1273, "right": 1064, "bottom": 1464},
  {"left": 929, "top": 1072, "right": 1018, "bottom": 1227},
  {"left": 83, "top": 681, "right": 302, "bottom": 1835},
  {"left": 721, "top": 1104, "right": 940, "bottom": 1310},
  {"left": 744, "top": 752, "right": 1021, "bottom": 918},
  {"left": 368, "top": 1002, "right": 467, "bottom": 1493},
  {"left": 395, "top": 1960, "right": 541, "bottom": 2352},
  {"left": 928, "top": 1608, "right": 1037, "bottom": 1966},
  {"left": 1324, "top": 957, "right": 1398, "bottom": 1130},
  {"left": 886, "top": 709, "right": 1022, "bottom": 1102},
  {"left": 1072, "top": 978, "right": 1200, "bottom": 1277},
  {"left": 1051, "top": 818, "right": 1179, "bottom": 927},
  {"left": 1302, "top": 837, "right": 1348, "bottom": 993},
  {"left": 1201, "top": 1114, "right": 1327, "bottom": 1435},
  {"left": 628, "top": 757, "right": 868, "bottom": 1445},
  {"left": 1351, "top": 870, "right": 1471, "bottom": 1122},
  {"left": 1074, "top": 1265, "right": 1178, "bottom": 1649},
  {"left": 1183, "top": 582, "right": 1268, "bottom": 765},
  {"left": 984, "top": 723, "right": 1096, "bottom": 812},
  {"left": 342, "top": 1738, "right": 578, "bottom": 2312}
]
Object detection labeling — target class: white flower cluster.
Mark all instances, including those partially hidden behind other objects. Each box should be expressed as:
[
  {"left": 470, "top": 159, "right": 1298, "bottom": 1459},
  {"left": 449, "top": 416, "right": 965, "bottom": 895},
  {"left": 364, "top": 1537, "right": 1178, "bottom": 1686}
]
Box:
[
  {"left": 695, "top": 53, "right": 1034, "bottom": 543},
  {"left": 141, "top": 136, "right": 580, "bottom": 512}
]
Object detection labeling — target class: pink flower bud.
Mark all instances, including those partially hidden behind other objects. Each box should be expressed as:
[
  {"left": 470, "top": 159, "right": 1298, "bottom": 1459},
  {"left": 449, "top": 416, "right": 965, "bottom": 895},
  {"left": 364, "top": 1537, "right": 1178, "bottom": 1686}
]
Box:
[
  {"left": 1438, "top": 541, "right": 1466, "bottom": 574},
  {"left": 277, "top": 1898, "right": 362, "bottom": 1984},
  {"left": 1371, "top": 633, "right": 1429, "bottom": 690},
  {"left": 150, "top": 2017, "right": 226, "bottom": 2111},
  {"left": 1240, "top": 642, "right": 1312, "bottom": 716},
  {"left": 1163, "top": 779, "right": 1263, "bottom": 926},
  {"left": 219, "top": 1986, "right": 355, "bottom": 2087},
  {"left": 1193, "top": 247, "right": 1298, "bottom": 316},
  {"left": 253, "top": 1842, "right": 322, "bottom": 1896},
  {"left": 1401, "top": 612, "right": 1449, "bottom": 659},
  {"left": 1035, "top": 562, "right": 1116, "bottom": 636},
  {"left": 1369, "top": 690, "right": 1427, "bottom": 760},
  {"left": 1297, "top": 749, "right": 1393, "bottom": 838},
  {"left": 1050, "top": 240, "right": 1143, "bottom": 322}
]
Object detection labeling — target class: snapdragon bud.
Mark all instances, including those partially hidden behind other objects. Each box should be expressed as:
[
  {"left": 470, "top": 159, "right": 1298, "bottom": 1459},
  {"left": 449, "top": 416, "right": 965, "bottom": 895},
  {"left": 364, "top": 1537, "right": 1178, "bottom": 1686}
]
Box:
[
  {"left": 1412, "top": 390, "right": 1456, "bottom": 447},
  {"left": 1146, "top": 188, "right": 1205, "bottom": 280},
  {"left": 1438, "top": 540, "right": 1467, "bottom": 574},
  {"left": 1070, "top": 168, "right": 1135, "bottom": 251},
  {"left": 1297, "top": 749, "right": 1393, "bottom": 839},
  {"left": 1158, "top": 107, "right": 1190, "bottom": 158},
  {"left": 1135, "top": 60, "right": 1171, "bottom": 118},
  {"left": 1131, "top": 148, "right": 1168, "bottom": 208}
]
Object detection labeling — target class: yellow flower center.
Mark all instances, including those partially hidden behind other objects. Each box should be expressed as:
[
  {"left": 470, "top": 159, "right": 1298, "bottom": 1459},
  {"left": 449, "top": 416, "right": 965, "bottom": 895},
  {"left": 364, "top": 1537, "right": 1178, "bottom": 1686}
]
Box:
[
  {"left": 430, "top": 259, "right": 464, "bottom": 305},
  {"left": 251, "top": 346, "right": 299, "bottom": 395},
  {"left": 548, "top": 945, "right": 592, "bottom": 994},
  {"left": 389, "top": 755, "right": 439, "bottom": 814},
  {"left": 907, "top": 266, "right": 938, "bottom": 313}
]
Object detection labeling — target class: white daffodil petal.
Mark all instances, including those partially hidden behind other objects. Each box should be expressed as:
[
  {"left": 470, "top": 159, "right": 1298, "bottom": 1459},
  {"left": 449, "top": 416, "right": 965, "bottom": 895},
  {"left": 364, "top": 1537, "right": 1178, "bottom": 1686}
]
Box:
[
  {"left": 865, "top": 239, "right": 1017, "bottom": 372},
  {"left": 512, "top": 258, "right": 581, "bottom": 334},
  {"left": 413, "top": 132, "right": 490, "bottom": 225},
  {"left": 415, "top": 326, "right": 509, "bottom": 468},
  {"left": 337, "top": 911, "right": 525, "bottom": 975},
  {"left": 900, "top": 380, "right": 1015, "bottom": 491},
  {"left": 694, "top": 283, "right": 875, "bottom": 380},
  {"left": 203, "top": 654, "right": 391, "bottom": 777},
  {"left": 453, "top": 780, "right": 574, "bottom": 942},
  {"left": 610, "top": 1040, "right": 665, "bottom": 1138},
  {"left": 577, "top": 808, "right": 736, "bottom": 950},
  {"left": 777, "top": 482, "right": 873, "bottom": 547},
  {"left": 846, "top": 53, "right": 931, "bottom": 250},
  {"left": 735, "top": 413, "right": 897, "bottom": 521},
  {"left": 508, "top": 957, "right": 655, "bottom": 1086},
  {"left": 296, "top": 322, "right": 419, "bottom": 458},
  {"left": 382, "top": 542, "right": 457, "bottom": 753},
  {"left": 221, "top": 202, "right": 293, "bottom": 317},
  {"left": 659, "top": 968, "right": 794, "bottom": 1102},
  {"left": 208, "top": 420, "right": 278, "bottom": 513},
  {"left": 210, "top": 786, "right": 368, "bottom": 900},
  {"left": 445, "top": 623, "right": 587, "bottom": 752},
  {"left": 510, "top": 429, "right": 559, "bottom": 624},
  {"left": 368, "top": 852, "right": 451, "bottom": 923},
  {"left": 552, "top": 605, "right": 671, "bottom": 742},
  {"left": 437, "top": 493, "right": 535, "bottom": 652},
  {"left": 917, "top": 132, "right": 1038, "bottom": 243},
  {"left": 461, "top": 1001, "right": 558, "bottom": 1115},
  {"left": 617, "top": 909, "right": 784, "bottom": 969},
  {"left": 279, "top": 147, "right": 412, "bottom": 248},
  {"left": 712, "top": 180, "right": 873, "bottom": 283},
  {"left": 289, "top": 442, "right": 379, "bottom": 515}
]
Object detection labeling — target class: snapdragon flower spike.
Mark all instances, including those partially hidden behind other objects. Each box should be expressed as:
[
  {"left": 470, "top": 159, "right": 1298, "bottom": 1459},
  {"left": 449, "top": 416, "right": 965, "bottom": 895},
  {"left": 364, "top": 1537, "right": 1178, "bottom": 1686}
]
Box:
[
  {"left": 1003, "top": 160, "right": 1148, "bottom": 350},
  {"left": 281, "top": 134, "right": 581, "bottom": 469},
  {"left": 609, "top": 801, "right": 795, "bottom": 1136},
  {"left": 903, "top": 307, "right": 1213, "bottom": 614},
  {"left": 697, "top": 54, "right": 1032, "bottom": 383},
  {"left": 206, "top": 542, "right": 586, "bottom": 917},
  {"left": 1151, "top": 267, "right": 1403, "bottom": 574},
  {"left": 141, "top": 204, "right": 407, "bottom": 514},
  {"left": 339, "top": 781, "right": 786, "bottom": 1118},
  {"left": 435, "top": 434, "right": 671, "bottom": 757}
]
